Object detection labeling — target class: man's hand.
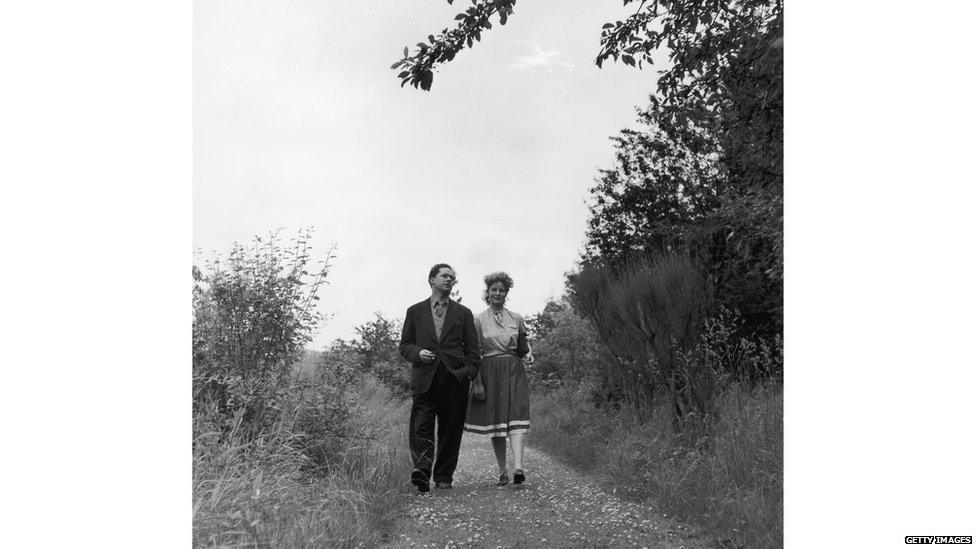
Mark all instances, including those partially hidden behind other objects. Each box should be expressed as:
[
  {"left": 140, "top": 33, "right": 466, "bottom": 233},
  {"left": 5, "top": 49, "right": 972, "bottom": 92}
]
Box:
[
  {"left": 521, "top": 351, "right": 535, "bottom": 365},
  {"left": 419, "top": 349, "right": 436, "bottom": 364}
]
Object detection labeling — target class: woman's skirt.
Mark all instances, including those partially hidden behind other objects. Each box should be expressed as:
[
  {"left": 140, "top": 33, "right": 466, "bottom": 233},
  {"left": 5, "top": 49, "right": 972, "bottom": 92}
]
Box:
[{"left": 464, "top": 354, "right": 530, "bottom": 438}]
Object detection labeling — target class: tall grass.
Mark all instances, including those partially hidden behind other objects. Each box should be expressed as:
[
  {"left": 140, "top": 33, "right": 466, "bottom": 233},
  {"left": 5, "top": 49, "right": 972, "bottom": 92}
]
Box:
[
  {"left": 193, "top": 233, "right": 414, "bottom": 546},
  {"left": 192, "top": 375, "right": 410, "bottom": 547},
  {"left": 530, "top": 380, "right": 782, "bottom": 548}
]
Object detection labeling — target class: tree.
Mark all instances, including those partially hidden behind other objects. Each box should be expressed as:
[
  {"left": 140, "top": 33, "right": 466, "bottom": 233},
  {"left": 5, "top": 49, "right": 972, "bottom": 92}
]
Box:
[
  {"left": 525, "top": 299, "right": 608, "bottom": 389},
  {"left": 583, "top": 93, "right": 781, "bottom": 337},
  {"left": 325, "top": 313, "right": 410, "bottom": 395},
  {"left": 394, "top": 0, "right": 783, "bottom": 335},
  {"left": 393, "top": 0, "right": 782, "bottom": 110},
  {"left": 352, "top": 313, "right": 410, "bottom": 394}
]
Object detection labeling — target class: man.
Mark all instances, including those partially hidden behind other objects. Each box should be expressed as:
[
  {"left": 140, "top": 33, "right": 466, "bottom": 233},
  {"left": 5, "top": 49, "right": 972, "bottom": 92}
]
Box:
[{"left": 399, "top": 263, "right": 481, "bottom": 492}]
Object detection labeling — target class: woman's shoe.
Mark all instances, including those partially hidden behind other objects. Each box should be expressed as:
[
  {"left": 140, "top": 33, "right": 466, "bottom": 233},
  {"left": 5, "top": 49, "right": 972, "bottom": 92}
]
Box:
[
  {"left": 513, "top": 469, "right": 525, "bottom": 484},
  {"left": 497, "top": 473, "right": 509, "bottom": 486}
]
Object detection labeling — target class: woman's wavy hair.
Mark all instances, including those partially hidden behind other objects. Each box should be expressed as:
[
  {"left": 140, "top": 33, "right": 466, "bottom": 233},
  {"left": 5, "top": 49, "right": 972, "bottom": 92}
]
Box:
[{"left": 482, "top": 271, "right": 514, "bottom": 304}]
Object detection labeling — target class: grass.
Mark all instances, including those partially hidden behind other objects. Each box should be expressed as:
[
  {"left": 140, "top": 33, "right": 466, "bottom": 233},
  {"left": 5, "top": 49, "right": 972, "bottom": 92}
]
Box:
[
  {"left": 529, "top": 380, "right": 783, "bottom": 548},
  {"left": 192, "top": 375, "right": 411, "bottom": 547}
]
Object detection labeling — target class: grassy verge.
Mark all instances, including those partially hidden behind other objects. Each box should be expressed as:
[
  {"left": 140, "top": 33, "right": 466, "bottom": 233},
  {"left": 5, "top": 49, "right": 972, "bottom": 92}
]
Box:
[
  {"left": 529, "top": 381, "right": 782, "bottom": 548},
  {"left": 192, "top": 376, "right": 411, "bottom": 547}
]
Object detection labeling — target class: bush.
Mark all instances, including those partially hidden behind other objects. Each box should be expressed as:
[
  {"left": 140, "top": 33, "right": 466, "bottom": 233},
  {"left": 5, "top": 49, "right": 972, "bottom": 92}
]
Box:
[
  {"left": 192, "top": 231, "right": 413, "bottom": 546},
  {"left": 193, "top": 229, "right": 336, "bottom": 437},
  {"left": 567, "top": 252, "right": 713, "bottom": 421}
]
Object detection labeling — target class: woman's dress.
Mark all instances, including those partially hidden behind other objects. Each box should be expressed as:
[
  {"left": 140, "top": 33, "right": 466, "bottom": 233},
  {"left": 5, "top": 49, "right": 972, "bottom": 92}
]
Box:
[{"left": 464, "top": 307, "right": 531, "bottom": 438}]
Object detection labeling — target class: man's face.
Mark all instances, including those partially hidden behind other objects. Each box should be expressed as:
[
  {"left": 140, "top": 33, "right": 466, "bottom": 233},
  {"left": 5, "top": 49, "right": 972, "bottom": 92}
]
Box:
[{"left": 430, "top": 267, "right": 456, "bottom": 293}]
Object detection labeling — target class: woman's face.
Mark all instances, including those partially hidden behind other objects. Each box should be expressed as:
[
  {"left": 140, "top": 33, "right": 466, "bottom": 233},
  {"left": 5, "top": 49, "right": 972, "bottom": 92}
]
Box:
[{"left": 488, "top": 281, "right": 508, "bottom": 307}]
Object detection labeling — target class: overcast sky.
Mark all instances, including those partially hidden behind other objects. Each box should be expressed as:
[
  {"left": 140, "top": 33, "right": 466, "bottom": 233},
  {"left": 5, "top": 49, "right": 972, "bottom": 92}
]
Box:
[{"left": 194, "top": 0, "right": 669, "bottom": 348}]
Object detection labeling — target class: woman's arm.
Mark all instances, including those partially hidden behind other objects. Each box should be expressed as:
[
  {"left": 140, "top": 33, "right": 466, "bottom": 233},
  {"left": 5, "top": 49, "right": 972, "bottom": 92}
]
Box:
[{"left": 515, "top": 312, "right": 534, "bottom": 363}]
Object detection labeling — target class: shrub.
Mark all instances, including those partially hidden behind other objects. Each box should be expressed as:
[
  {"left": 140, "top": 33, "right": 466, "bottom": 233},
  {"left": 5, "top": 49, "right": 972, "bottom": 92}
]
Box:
[
  {"left": 568, "top": 252, "right": 713, "bottom": 422},
  {"left": 192, "top": 231, "right": 413, "bottom": 546},
  {"left": 192, "top": 229, "right": 335, "bottom": 437}
]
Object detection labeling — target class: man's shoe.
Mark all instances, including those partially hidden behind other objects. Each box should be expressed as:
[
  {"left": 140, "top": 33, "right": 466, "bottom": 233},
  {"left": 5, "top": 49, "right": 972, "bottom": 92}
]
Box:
[
  {"left": 434, "top": 481, "right": 453, "bottom": 489},
  {"left": 513, "top": 469, "right": 525, "bottom": 484},
  {"left": 411, "top": 469, "right": 430, "bottom": 493},
  {"left": 497, "top": 473, "right": 509, "bottom": 486}
]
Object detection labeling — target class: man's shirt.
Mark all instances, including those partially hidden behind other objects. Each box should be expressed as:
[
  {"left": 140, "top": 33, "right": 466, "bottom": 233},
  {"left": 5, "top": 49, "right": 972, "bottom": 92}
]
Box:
[{"left": 430, "top": 296, "right": 449, "bottom": 340}]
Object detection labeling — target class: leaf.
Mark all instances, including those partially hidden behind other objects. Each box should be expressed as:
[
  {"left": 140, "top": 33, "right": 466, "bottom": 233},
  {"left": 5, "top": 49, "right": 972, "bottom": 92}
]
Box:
[
  {"left": 602, "top": 23, "right": 615, "bottom": 29},
  {"left": 390, "top": 60, "right": 402, "bottom": 69},
  {"left": 403, "top": 46, "right": 408, "bottom": 57},
  {"left": 455, "top": 13, "right": 466, "bottom": 20}
]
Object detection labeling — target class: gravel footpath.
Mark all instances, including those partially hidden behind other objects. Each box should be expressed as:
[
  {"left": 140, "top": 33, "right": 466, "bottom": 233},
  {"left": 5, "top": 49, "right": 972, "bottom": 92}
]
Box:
[{"left": 380, "top": 436, "right": 707, "bottom": 548}]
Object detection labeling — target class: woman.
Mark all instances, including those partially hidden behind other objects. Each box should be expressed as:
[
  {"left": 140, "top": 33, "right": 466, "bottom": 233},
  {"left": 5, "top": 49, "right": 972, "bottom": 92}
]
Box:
[{"left": 464, "top": 271, "right": 534, "bottom": 486}]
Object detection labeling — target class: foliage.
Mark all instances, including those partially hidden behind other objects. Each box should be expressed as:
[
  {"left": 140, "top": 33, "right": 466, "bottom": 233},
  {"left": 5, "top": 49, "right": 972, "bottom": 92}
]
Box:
[
  {"left": 391, "top": 0, "right": 783, "bottom": 141},
  {"left": 583, "top": 110, "right": 725, "bottom": 262},
  {"left": 392, "top": 0, "right": 783, "bottom": 337},
  {"left": 528, "top": 280, "right": 783, "bottom": 544},
  {"left": 391, "top": 0, "right": 518, "bottom": 91},
  {"left": 531, "top": 381, "right": 782, "bottom": 548},
  {"left": 524, "top": 298, "right": 609, "bottom": 393},
  {"left": 583, "top": 93, "right": 782, "bottom": 337},
  {"left": 593, "top": 0, "right": 784, "bottom": 193},
  {"left": 583, "top": 0, "right": 783, "bottom": 337},
  {"left": 192, "top": 231, "right": 413, "bottom": 546},
  {"left": 193, "top": 372, "right": 411, "bottom": 547},
  {"left": 533, "top": 264, "right": 780, "bottom": 435},
  {"left": 192, "top": 228, "right": 336, "bottom": 437},
  {"left": 327, "top": 312, "right": 410, "bottom": 396},
  {"left": 568, "top": 252, "right": 712, "bottom": 422},
  {"left": 685, "top": 306, "right": 783, "bottom": 387}
]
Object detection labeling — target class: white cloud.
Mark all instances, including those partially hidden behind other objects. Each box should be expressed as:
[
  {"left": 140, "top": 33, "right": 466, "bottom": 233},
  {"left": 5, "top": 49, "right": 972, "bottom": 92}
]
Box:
[{"left": 508, "top": 42, "right": 576, "bottom": 71}]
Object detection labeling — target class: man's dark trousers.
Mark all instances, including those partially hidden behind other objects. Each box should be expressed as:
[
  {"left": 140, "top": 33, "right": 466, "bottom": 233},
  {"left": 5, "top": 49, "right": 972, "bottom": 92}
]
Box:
[
  {"left": 399, "top": 297, "right": 480, "bottom": 485},
  {"left": 409, "top": 362, "right": 470, "bottom": 483}
]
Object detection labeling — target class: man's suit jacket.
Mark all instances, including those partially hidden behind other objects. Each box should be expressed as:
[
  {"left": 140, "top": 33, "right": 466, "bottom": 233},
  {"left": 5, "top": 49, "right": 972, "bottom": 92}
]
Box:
[{"left": 399, "top": 298, "right": 481, "bottom": 396}]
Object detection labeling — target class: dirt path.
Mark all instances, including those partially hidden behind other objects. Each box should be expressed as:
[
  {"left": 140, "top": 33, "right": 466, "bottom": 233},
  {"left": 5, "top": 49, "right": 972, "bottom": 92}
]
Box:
[{"left": 381, "top": 436, "right": 707, "bottom": 548}]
